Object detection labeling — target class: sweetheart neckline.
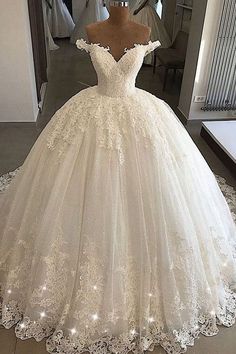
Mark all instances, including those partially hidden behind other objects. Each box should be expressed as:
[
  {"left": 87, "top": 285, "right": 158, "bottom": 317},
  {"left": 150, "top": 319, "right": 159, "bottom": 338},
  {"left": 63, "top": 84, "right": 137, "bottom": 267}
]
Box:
[{"left": 76, "top": 38, "right": 161, "bottom": 64}]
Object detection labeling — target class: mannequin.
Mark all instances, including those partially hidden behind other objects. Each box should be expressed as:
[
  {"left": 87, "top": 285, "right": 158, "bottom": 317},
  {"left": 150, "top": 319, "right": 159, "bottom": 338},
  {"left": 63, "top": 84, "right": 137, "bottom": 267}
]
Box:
[{"left": 86, "top": 1, "right": 151, "bottom": 62}]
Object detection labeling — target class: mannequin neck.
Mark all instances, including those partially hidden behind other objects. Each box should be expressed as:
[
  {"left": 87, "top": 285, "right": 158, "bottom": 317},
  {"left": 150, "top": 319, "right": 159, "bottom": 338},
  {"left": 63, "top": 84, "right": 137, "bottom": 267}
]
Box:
[{"left": 108, "top": 5, "right": 130, "bottom": 26}]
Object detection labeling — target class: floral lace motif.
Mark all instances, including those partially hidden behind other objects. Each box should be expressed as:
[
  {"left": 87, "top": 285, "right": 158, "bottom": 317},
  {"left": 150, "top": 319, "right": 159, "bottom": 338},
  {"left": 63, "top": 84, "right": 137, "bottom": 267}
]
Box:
[
  {"left": 0, "top": 169, "right": 236, "bottom": 354},
  {"left": 0, "top": 168, "right": 19, "bottom": 193},
  {"left": 47, "top": 292, "right": 236, "bottom": 354},
  {"left": 76, "top": 38, "right": 161, "bottom": 58},
  {"left": 44, "top": 38, "right": 161, "bottom": 164},
  {"left": 0, "top": 285, "right": 236, "bottom": 354},
  {"left": 45, "top": 90, "right": 166, "bottom": 164}
]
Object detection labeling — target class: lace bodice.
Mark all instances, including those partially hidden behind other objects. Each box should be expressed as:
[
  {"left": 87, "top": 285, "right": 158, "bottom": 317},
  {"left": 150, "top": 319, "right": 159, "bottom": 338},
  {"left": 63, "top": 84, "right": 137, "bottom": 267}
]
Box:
[{"left": 76, "top": 38, "right": 160, "bottom": 98}]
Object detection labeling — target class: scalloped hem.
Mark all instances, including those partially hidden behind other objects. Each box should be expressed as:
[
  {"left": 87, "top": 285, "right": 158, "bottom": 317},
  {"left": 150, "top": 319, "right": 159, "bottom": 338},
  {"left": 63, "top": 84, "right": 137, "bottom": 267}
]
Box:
[
  {"left": 0, "top": 173, "right": 236, "bottom": 354},
  {"left": 1, "top": 287, "right": 236, "bottom": 354}
]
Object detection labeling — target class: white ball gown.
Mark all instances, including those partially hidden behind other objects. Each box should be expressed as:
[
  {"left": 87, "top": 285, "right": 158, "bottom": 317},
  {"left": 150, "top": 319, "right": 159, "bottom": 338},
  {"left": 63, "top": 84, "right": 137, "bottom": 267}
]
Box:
[
  {"left": 70, "top": 0, "right": 109, "bottom": 43},
  {"left": 0, "top": 39, "right": 236, "bottom": 354},
  {"left": 48, "top": 0, "right": 75, "bottom": 38},
  {"left": 43, "top": 0, "right": 59, "bottom": 50},
  {"left": 130, "top": 0, "right": 171, "bottom": 64}
]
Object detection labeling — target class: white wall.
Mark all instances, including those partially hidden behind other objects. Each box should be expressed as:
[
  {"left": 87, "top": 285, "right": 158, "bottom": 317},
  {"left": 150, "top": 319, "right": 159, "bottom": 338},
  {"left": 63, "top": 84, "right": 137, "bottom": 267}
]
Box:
[
  {"left": 178, "top": 0, "right": 236, "bottom": 121},
  {"left": 0, "top": 0, "right": 38, "bottom": 122}
]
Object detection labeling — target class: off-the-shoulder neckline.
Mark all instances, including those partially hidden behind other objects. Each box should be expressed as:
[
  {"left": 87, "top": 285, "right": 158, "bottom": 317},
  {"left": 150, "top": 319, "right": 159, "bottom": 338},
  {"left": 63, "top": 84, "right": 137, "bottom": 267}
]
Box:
[{"left": 76, "top": 38, "right": 161, "bottom": 64}]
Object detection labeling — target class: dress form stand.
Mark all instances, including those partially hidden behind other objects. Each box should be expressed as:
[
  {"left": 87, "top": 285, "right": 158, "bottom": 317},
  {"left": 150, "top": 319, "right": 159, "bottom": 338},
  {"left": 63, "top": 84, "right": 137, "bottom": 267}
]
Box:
[{"left": 86, "top": 1, "right": 150, "bottom": 62}]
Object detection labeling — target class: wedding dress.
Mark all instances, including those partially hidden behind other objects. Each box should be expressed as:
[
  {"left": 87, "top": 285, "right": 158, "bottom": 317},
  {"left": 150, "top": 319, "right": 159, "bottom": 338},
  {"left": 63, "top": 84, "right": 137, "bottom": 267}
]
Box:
[
  {"left": 70, "top": 0, "right": 109, "bottom": 43},
  {"left": 44, "top": 0, "right": 59, "bottom": 50},
  {"left": 0, "top": 38, "right": 236, "bottom": 354},
  {"left": 45, "top": 21, "right": 60, "bottom": 50},
  {"left": 48, "top": 0, "right": 75, "bottom": 38}
]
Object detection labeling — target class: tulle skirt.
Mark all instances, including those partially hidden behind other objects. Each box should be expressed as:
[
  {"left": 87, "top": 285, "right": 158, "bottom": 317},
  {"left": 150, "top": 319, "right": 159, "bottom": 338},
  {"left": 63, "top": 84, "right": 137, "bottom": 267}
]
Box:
[
  {"left": 0, "top": 87, "right": 236, "bottom": 354},
  {"left": 48, "top": 0, "right": 75, "bottom": 38}
]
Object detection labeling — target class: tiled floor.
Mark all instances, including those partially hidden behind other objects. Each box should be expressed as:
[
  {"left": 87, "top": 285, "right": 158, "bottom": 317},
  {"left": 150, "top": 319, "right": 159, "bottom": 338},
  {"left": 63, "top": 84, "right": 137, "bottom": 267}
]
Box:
[{"left": 0, "top": 39, "right": 236, "bottom": 353}]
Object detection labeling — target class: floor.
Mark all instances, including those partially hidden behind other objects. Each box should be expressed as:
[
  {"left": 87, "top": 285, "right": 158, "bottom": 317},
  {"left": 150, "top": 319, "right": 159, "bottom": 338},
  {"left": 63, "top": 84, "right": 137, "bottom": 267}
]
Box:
[{"left": 0, "top": 39, "right": 236, "bottom": 353}]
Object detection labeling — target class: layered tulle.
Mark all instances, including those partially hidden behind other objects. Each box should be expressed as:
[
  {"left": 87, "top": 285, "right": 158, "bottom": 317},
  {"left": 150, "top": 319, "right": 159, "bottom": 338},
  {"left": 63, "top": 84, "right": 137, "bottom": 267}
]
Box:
[{"left": 0, "top": 86, "right": 236, "bottom": 354}]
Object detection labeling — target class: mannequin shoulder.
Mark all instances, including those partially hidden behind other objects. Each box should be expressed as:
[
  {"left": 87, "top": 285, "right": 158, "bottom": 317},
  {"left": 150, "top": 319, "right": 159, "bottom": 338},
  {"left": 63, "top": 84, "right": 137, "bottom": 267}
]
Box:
[
  {"left": 129, "top": 21, "right": 151, "bottom": 43},
  {"left": 86, "top": 21, "right": 107, "bottom": 43}
]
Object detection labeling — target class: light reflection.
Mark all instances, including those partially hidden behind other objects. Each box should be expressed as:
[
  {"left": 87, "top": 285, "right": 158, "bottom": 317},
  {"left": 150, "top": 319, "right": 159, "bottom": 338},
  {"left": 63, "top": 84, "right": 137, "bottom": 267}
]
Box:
[{"left": 92, "top": 313, "right": 98, "bottom": 321}]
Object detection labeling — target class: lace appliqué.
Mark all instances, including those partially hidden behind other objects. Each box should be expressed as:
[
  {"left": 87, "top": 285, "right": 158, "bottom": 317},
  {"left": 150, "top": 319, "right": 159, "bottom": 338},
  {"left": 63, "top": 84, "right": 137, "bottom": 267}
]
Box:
[
  {"left": 143, "top": 40, "right": 161, "bottom": 56},
  {"left": 45, "top": 90, "right": 165, "bottom": 164},
  {"left": 76, "top": 38, "right": 110, "bottom": 54},
  {"left": 29, "top": 227, "right": 71, "bottom": 317},
  {"left": 0, "top": 167, "right": 236, "bottom": 354},
  {"left": 76, "top": 38, "right": 90, "bottom": 52},
  {"left": 1, "top": 286, "right": 236, "bottom": 354},
  {"left": 44, "top": 38, "right": 161, "bottom": 164},
  {"left": 0, "top": 225, "right": 72, "bottom": 339},
  {"left": 76, "top": 38, "right": 161, "bottom": 58},
  {"left": 0, "top": 168, "right": 20, "bottom": 193}
]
